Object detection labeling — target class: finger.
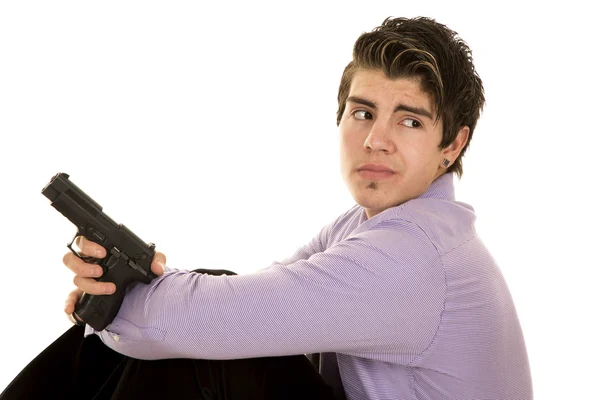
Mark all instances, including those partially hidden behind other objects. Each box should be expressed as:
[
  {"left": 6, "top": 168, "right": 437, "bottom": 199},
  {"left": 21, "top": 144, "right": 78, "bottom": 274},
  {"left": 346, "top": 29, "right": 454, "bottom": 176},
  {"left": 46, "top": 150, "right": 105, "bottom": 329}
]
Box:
[
  {"left": 151, "top": 251, "right": 167, "bottom": 276},
  {"left": 63, "top": 252, "right": 104, "bottom": 278},
  {"left": 75, "top": 236, "right": 106, "bottom": 258},
  {"left": 64, "top": 288, "right": 83, "bottom": 315},
  {"left": 73, "top": 275, "right": 116, "bottom": 295}
]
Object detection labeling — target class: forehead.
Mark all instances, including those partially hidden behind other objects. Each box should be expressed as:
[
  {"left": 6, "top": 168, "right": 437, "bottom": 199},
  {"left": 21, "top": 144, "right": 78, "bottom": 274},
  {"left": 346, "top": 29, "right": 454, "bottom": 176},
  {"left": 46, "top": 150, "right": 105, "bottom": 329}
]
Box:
[{"left": 348, "top": 69, "right": 434, "bottom": 110}]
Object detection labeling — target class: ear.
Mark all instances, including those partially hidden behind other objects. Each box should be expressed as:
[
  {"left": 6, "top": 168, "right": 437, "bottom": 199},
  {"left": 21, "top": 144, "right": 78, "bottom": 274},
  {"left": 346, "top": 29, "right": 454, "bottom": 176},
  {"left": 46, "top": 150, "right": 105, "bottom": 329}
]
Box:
[{"left": 441, "top": 126, "right": 470, "bottom": 164}]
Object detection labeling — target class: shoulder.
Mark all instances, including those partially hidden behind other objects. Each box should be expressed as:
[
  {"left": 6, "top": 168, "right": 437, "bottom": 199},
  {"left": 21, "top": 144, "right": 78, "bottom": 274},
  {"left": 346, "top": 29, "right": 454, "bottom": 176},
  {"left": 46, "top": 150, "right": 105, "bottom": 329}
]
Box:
[
  {"left": 396, "top": 197, "right": 477, "bottom": 256},
  {"left": 320, "top": 204, "right": 365, "bottom": 248},
  {"left": 353, "top": 197, "right": 477, "bottom": 257},
  {"left": 350, "top": 217, "right": 438, "bottom": 261}
]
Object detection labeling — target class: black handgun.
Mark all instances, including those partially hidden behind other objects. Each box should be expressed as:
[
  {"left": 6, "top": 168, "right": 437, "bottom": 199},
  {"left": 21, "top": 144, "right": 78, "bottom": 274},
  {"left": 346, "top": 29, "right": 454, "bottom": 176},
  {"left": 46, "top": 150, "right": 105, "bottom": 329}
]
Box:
[{"left": 42, "top": 173, "right": 158, "bottom": 331}]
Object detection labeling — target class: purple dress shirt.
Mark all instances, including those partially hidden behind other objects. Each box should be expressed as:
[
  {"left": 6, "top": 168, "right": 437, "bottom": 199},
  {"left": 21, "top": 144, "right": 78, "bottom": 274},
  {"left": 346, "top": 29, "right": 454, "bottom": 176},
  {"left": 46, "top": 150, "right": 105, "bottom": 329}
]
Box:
[{"left": 86, "top": 173, "right": 533, "bottom": 400}]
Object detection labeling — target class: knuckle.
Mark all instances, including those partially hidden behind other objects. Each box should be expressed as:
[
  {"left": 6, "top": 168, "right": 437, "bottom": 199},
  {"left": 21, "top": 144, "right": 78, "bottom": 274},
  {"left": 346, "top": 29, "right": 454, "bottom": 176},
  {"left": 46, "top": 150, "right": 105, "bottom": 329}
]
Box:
[
  {"left": 76, "top": 236, "right": 101, "bottom": 258},
  {"left": 73, "top": 276, "right": 104, "bottom": 295},
  {"left": 69, "top": 290, "right": 82, "bottom": 302},
  {"left": 63, "top": 253, "right": 82, "bottom": 273},
  {"left": 69, "top": 259, "right": 86, "bottom": 276},
  {"left": 77, "top": 263, "right": 94, "bottom": 277},
  {"left": 73, "top": 276, "right": 89, "bottom": 290},
  {"left": 81, "top": 242, "right": 93, "bottom": 257},
  {"left": 76, "top": 236, "right": 90, "bottom": 254},
  {"left": 154, "top": 251, "right": 166, "bottom": 263}
]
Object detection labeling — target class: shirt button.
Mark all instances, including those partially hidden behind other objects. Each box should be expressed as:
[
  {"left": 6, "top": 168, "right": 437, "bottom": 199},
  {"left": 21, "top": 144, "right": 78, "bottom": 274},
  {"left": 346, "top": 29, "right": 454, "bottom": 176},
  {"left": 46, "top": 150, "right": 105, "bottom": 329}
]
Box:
[{"left": 112, "top": 334, "right": 120, "bottom": 342}]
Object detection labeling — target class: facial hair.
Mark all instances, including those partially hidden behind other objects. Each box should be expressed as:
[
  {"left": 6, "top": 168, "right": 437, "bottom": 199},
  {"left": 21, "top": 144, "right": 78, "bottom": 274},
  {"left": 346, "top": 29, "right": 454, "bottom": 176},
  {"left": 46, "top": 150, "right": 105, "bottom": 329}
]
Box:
[{"left": 367, "top": 181, "right": 378, "bottom": 190}]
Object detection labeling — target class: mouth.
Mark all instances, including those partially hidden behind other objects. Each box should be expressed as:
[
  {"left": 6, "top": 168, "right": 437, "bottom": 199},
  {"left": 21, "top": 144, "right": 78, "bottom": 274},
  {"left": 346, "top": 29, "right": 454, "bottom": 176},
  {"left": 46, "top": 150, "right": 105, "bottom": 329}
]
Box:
[
  {"left": 357, "top": 169, "right": 395, "bottom": 180},
  {"left": 357, "top": 163, "right": 396, "bottom": 173},
  {"left": 356, "top": 163, "right": 396, "bottom": 180}
]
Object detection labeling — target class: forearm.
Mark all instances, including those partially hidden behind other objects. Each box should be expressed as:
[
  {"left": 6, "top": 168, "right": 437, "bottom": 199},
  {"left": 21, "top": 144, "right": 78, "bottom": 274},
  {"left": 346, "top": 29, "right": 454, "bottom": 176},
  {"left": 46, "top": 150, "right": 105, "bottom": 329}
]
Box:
[
  {"left": 91, "top": 226, "right": 444, "bottom": 362},
  {"left": 93, "top": 268, "right": 302, "bottom": 360},
  {"left": 96, "top": 267, "right": 329, "bottom": 360}
]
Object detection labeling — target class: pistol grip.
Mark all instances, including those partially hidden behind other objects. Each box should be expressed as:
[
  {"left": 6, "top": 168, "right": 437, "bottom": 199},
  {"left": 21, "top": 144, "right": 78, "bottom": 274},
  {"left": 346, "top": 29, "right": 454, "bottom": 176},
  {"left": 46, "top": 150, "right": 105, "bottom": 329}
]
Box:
[
  {"left": 74, "top": 290, "right": 127, "bottom": 331},
  {"left": 73, "top": 248, "right": 145, "bottom": 331}
]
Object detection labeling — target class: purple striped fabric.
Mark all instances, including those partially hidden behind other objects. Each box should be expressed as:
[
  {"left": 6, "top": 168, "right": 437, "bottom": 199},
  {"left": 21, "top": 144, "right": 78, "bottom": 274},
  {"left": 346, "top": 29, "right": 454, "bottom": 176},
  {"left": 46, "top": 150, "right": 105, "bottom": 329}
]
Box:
[{"left": 87, "top": 173, "right": 532, "bottom": 399}]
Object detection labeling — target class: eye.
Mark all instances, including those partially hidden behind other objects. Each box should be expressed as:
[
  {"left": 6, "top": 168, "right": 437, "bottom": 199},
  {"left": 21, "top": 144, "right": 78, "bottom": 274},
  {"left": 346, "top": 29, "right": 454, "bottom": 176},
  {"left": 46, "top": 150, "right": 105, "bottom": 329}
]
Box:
[
  {"left": 351, "top": 110, "right": 373, "bottom": 120},
  {"left": 400, "top": 118, "right": 421, "bottom": 128}
]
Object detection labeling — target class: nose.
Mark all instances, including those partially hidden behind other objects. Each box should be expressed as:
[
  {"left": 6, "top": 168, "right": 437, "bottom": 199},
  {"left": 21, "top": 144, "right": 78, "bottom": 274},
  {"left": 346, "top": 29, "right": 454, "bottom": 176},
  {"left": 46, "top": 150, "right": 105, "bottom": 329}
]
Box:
[{"left": 363, "top": 120, "right": 395, "bottom": 153}]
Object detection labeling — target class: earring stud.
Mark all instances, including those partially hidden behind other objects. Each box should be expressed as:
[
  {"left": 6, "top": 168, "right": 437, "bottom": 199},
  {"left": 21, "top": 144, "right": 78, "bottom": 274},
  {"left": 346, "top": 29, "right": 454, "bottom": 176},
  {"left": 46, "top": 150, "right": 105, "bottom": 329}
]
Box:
[{"left": 442, "top": 158, "right": 450, "bottom": 167}]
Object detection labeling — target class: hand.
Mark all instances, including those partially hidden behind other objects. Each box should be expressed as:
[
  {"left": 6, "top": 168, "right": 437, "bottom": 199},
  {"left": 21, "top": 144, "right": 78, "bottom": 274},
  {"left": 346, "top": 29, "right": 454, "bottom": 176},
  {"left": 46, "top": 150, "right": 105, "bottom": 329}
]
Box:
[{"left": 63, "top": 236, "right": 166, "bottom": 319}]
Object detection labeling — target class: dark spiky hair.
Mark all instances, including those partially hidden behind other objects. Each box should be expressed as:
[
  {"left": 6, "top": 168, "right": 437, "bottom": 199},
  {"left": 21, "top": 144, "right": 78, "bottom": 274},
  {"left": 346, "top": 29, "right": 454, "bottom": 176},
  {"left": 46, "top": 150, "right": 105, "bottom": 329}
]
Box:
[{"left": 336, "top": 17, "right": 485, "bottom": 177}]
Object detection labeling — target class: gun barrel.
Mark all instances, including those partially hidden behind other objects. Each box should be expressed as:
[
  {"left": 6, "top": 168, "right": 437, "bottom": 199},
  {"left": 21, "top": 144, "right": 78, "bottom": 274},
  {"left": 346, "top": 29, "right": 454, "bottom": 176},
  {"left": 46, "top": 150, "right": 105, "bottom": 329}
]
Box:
[
  {"left": 42, "top": 173, "right": 103, "bottom": 212},
  {"left": 42, "top": 173, "right": 116, "bottom": 238}
]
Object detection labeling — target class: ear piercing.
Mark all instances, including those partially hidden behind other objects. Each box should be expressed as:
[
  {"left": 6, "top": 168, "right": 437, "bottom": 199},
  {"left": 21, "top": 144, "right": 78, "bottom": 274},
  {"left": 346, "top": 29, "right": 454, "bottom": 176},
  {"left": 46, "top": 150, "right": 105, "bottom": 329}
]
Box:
[{"left": 442, "top": 158, "right": 451, "bottom": 167}]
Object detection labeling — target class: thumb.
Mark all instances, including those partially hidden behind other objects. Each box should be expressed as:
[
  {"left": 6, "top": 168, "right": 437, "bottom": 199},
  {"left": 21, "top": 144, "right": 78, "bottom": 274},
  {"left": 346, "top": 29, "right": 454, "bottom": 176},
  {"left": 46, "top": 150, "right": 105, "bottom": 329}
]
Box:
[{"left": 151, "top": 251, "right": 167, "bottom": 276}]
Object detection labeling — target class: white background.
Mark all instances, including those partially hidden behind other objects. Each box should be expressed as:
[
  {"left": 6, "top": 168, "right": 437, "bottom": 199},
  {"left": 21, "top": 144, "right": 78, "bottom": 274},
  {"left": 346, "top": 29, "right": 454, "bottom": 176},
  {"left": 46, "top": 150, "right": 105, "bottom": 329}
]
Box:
[{"left": 1, "top": 1, "right": 598, "bottom": 398}]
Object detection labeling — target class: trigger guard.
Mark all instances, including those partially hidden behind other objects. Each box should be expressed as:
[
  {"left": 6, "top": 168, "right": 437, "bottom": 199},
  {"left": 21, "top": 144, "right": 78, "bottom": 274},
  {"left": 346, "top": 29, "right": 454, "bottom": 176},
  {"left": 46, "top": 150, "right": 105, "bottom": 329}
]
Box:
[{"left": 67, "top": 232, "right": 96, "bottom": 263}]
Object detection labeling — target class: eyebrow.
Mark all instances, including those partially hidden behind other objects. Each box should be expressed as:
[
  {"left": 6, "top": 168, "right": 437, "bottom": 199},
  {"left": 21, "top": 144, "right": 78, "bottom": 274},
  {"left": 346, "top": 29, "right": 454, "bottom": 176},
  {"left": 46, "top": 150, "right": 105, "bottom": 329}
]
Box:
[{"left": 347, "top": 96, "right": 433, "bottom": 120}]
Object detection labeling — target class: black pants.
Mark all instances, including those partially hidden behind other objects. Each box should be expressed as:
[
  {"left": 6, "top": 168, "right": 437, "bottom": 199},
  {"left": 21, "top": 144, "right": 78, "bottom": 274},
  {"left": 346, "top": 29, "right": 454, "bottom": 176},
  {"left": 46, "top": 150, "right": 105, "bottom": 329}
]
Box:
[{"left": 0, "top": 269, "right": 335, "bottom": 400}]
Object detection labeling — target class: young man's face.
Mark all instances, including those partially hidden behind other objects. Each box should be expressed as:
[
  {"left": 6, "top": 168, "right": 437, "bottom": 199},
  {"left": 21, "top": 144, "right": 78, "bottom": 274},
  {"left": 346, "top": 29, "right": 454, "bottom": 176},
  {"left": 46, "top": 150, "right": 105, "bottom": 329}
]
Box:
[{"left": 339, "top": 69, "right": 462, "bottom": 219}]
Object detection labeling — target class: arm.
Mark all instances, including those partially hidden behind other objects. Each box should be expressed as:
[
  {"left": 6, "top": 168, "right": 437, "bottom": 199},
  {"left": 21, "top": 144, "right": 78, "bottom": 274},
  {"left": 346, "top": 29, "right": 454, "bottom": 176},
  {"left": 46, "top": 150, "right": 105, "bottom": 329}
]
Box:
[
  {"left": 94, "top": 220, "right": 446, "bottom": 362},
  {"left": 259, "top": 204, "right": 360, "bottom": 271},
  {"left": 257, "top": 225, "right": 327, "bottom": 272}
]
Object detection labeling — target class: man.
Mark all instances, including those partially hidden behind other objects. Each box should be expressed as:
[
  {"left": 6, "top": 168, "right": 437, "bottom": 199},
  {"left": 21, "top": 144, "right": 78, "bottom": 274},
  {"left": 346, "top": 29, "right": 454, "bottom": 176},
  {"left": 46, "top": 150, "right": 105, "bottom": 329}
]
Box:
[{"left": 18, "top": 16, "right": 534, "bottom": 400}]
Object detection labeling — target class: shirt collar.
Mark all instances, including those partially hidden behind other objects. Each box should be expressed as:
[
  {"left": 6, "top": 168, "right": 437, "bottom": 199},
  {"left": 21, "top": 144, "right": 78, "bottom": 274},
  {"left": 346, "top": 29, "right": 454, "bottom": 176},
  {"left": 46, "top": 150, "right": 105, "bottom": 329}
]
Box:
[
  {"left": 418, "top": 172, "right": 455, "bottom": 201},
  {"left": 357, "top": 173, "right": 456, "bottom": 225}
]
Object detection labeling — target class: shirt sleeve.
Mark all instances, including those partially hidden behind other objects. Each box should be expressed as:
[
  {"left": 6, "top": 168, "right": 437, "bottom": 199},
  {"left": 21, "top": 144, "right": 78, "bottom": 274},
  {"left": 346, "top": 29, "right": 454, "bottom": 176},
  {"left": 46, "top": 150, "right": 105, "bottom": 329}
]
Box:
[
  {"left": 261, "top": 204, "right": 361, "bottom": 271},
  {"left": 257, "top": 222, "right": 329, "bottom": 272},
  {"left": 95, "top": 219, "right": 446, "bottom": 363}
]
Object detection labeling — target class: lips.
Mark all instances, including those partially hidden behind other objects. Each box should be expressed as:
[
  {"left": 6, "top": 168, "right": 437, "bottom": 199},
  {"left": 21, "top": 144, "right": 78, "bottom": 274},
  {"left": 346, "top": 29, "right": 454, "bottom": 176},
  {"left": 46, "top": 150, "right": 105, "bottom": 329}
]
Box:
[
  {"left": 356, "top": 163, "right": 396, "bottom": 180},
  {"left": 357, "top": 163, "right": 395, "bottom": 173}
]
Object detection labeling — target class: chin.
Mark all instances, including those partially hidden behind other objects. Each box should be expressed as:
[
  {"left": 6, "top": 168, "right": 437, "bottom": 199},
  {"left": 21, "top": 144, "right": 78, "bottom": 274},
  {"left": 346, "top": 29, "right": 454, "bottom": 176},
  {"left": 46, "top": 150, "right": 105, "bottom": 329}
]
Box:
[
  {"left": 353, "top": 186, "right": 409, "bottom": 210},
  {"left": 353, "top": 192, "right": 391, "bottom": 210}
]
